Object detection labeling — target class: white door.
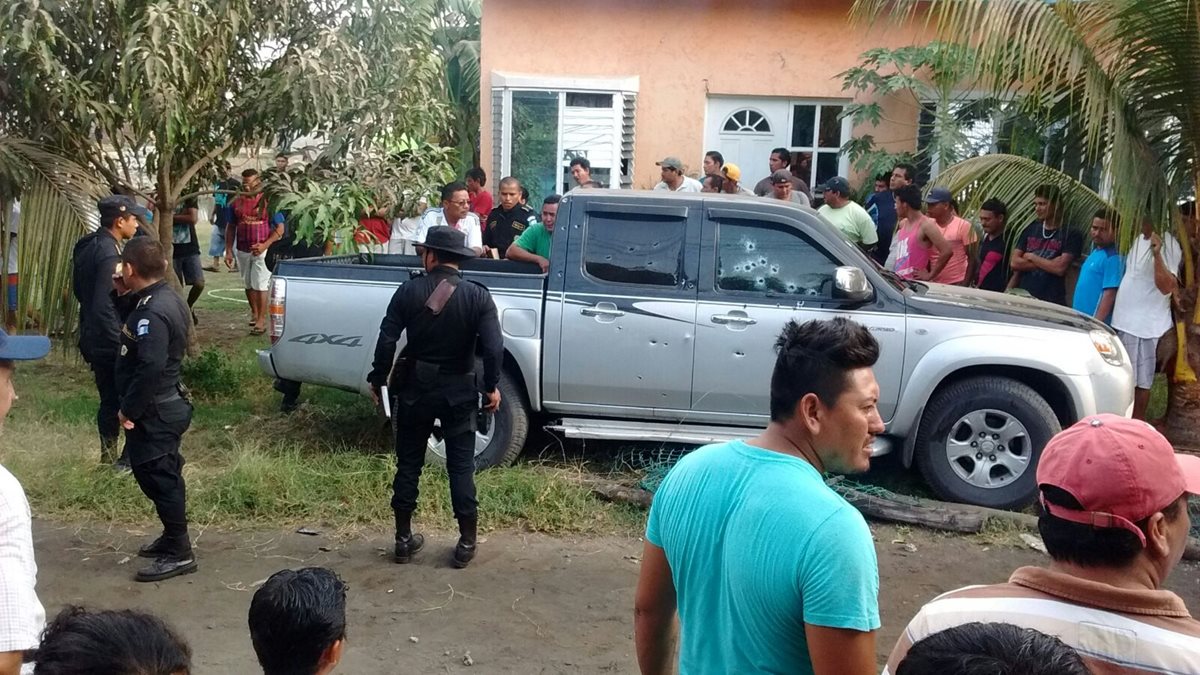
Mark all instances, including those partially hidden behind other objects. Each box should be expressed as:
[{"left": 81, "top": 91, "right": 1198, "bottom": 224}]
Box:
[{"left": 704, "top": 97, "right": 791, "bottom": 188}]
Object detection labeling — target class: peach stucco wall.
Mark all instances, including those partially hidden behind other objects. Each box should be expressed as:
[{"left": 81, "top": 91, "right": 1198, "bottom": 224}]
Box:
[{"left": 480, "top": 0, "right": 931, "bottom": 189}]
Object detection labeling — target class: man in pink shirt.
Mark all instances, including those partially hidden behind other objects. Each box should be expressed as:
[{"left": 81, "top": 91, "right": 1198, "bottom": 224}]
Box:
[{"left": 925, "top": 187, "right": 978, "bottom": 286}]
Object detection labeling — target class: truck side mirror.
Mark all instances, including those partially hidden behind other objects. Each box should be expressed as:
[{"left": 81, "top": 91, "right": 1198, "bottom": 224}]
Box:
[{"left": 832, "top": 266, "right": 873, "bottom": 304}]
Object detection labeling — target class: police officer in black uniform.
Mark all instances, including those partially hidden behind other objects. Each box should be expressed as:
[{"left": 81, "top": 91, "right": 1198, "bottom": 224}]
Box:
[
  {"left": 368, "top": 226, "right": 503, "bottom": 568},
  {"left": 72, "top": 195, "right": 145, "bottom": 468},
  {"left": 114, "top": 237, "right": 197, "bottom": 582}
]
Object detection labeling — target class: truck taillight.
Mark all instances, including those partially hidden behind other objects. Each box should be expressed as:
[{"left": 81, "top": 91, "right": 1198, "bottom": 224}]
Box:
[{"left": 269, "top": 278, "right": 286, "bottom": 344}]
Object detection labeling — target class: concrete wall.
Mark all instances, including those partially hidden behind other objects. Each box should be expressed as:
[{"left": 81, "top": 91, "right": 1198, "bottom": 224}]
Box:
[{"left": 480, "top": 0, "right": 930, "bottom": 190}]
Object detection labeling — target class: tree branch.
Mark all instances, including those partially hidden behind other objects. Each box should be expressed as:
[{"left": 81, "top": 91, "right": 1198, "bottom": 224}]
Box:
[{"left": 173, "top": 140, "right": 233, "bottom": 201}]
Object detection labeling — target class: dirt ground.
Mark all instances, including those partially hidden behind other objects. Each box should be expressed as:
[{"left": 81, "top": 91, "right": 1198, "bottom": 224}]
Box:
[{"left": 33, "top": 520, "right": 1200, "bottom": 674}]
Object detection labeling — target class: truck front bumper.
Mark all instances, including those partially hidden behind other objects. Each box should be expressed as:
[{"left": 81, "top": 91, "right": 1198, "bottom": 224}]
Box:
[{"left": 257, "top": 349, "right": 279, "bottom": 380}]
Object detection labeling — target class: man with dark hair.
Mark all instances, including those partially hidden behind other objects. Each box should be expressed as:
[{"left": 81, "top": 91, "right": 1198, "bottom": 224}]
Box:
[
  {"left": 890, "top": 162, "right": 916, "bottom": 191},
  {"left": 368, "top": 226, "right": 503, "bottom": 568},
  {"left": 249, "top": 567, "right": 346, "bottom": 675},
  {"left": 975, "top": 198, "right": 1011, "bottom": 291},
  {"left": 569, "top": 157, "right": 600, "bottom": 190},
  {"left": 818, "top": 177, "right": 878, "bottom": 255},
  {"left": 896, "top": 623, "right": 1090, "bottom": 675},
  {"left": 1010, "top": 184, "right": 1083, "bottom": 305},
  {"left": 414, "top": 182, "right": 483, "bottom": 256},
  {"left": 464, "top": 167, "right": 493, "bottom": 220},
  {"left": 72, "top": 195, "right": 147, "bottom": 469},
  {"left": 885, "top": 414, "right": 1200, "bottom": 674},
  {"left": 274, "top": 153, "right": 289, "bottom": 172},
  {"left": 33, "top": 606, "right": 192, "bottom": 675},
  {"left": 227, "top": 169, "right": 285, "bottom": 335},
  {"left": 924, "top": 187, "right": 978, "bottom": 286},
  {"left": 507, "top": 195, "right": 560, "bottom": 273},
  {"left": 0, "top": 327, "right": 50, "bottom": 675},
  {"left": 767, "top": 169, "right": 811, "bottom": 206},
  {"left": 636, "top": 317, "right": 885, "bottom": 675},
  {"left": 483, "top": 177, "right": 537, "bottom": 258},
  {"left": 865, "top": 173, "right": 897, "bottom": 265},
  {"left": 171, "top": 197, "right": 204, "bottom": 324},
  {"left": 652, "top": 157, "right": 702, "bottom": 192},
  {"left": 1072, "top": 208, "right": 1122, "bottom": 324},
  {"left": 890, "top": 184, "right": 951, "bottom": 280},
  {"left": 115, "top": 237, "right": 197, "bottom": 582},
  {"left": 754, "top": 148, "right": 809, "bottom": 197},
  {"left": 702, "top": 150, "right": 724, "bottom": 179}
]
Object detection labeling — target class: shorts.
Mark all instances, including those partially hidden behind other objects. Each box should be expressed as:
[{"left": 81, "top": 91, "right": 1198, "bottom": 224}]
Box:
[
  {"left": 1118, "top": 330, "right": 1159, "bottom": 390},
  {"left": 235, "top": 249, "right": 271, "bottom": 291},
  {"left": 173, "top": 254, "right": 205, "bottom": 286},
  {"left": 6, "top": 273, "right": 16, "bottom": 312},
  {"left": 208, "top": 219, "right": 228, "bottom": 257}
]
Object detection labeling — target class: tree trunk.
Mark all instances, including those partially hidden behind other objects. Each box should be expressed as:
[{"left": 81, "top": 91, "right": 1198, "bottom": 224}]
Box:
[{"left": 1165, "top": 211, "right": 1200, "bottom": 450}]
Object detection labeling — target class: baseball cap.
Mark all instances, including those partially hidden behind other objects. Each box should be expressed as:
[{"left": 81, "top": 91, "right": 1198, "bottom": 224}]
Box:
[
  {"left": 769, "top": 169, "right": 793, "bottom": 184},
  {"left": 0, "top": 328, "right": 50, "bottom": 361},
  {"left": 98, "top": 195, "right": 151, "bottom": 224},
  {"left": 824, "top": 176, "right": 851, "bottom": 195},
  {"left": 656, "top": 156, "right": 684, "bottom": 172},
  {"left": 722, "top": 163, "right": 742, "bottom": 182},
  {"left": 925, "top": 186, "right": 953, "bottom": 204},
  {"left": 1037, "top": 414, "right": 1200, "bottom": 546}
]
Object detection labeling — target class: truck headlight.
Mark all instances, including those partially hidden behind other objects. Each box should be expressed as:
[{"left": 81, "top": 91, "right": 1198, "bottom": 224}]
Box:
[{"left": 1090, "top": 330, "right": 1124, "bottom": 367}]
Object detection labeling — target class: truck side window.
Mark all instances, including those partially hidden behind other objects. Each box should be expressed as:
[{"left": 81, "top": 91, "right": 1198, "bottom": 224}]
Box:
[
  {"left": 716, "top": 219, "right": 839, "bottom": 297},
  {"left": 583, "top": 213, "right": 686, "bottom": 287}
]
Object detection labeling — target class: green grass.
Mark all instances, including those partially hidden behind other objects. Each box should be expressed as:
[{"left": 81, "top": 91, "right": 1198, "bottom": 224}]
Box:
[{"left": 1148, "top": 373, "right": 1168, "bottom": 421}]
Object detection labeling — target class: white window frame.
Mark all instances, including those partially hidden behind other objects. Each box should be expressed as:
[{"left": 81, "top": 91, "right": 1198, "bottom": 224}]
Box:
[
  {"left": 786, "top": 100, "right": 853, "bottom": 190},
  {"left": 721, "top": 108, "right": 773, "bottom": 135},
  {"left": 493, "top": 72, "right": 638, "bottom": 192}
]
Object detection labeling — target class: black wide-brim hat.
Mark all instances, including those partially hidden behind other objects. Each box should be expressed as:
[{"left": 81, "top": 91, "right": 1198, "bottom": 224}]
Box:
[{"left": 421, "top": 225, "right": 478, "bottom": 258}]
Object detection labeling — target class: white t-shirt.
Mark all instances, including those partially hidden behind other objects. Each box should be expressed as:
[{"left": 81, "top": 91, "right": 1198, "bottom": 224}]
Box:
[
  {"left": 653, "top": 176, "right": 703, "bottom": 193},
  {"left": 413, "top": 208, "right": 483, "bottom": 252},
  {"left": 6, "top": 202, "right": 18, "bottom": 275},
  {"left": 0, "top": 465, "right": 44, "bottom": 663},
  {"left": 1111, "top": 233, "right": 1183, "bottom": 339},
  {"left": 389, "top": 216, "right": 422, "bottom": 255}
]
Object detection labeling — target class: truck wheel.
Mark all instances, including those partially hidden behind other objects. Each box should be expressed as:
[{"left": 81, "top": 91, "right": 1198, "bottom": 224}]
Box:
[
  {"left": 424, "top": 369, "right": 530, "bottom": 470},
  {"left": 914, "top": 376, "right": 1060, "bottom": 509}
]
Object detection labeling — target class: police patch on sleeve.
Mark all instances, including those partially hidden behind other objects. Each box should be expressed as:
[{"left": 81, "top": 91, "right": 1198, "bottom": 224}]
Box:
[{"left": 136, "top": 318, "right": 150, "bottom": 337}]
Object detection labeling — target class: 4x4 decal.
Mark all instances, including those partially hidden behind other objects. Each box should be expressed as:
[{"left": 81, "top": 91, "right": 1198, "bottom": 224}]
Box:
[{"left": 288, "top": 333, "right": 363, "bottom": 348}]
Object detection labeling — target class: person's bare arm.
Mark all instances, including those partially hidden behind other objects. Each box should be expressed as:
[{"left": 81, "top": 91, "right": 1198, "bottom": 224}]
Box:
[
  {"left": 1009, "top": 247, "right": 1035, "bottom": 272},
  {"left": 1026, "top": 251, "right": 1075, "bottom": 277},
  {"left": 806, "top": 625, "right": 876, "bottom": 675},
  {"left": 917, "top": 220, "right": 953, "bottom": 281},
  {"left": 963, "top": 239, "right": 980, "bottom": 287},
  {"left": 1005, "top": 270, "right": 1021, "bottom": 291},
  {"left": 1095, "top": 287, "right": 1118, "bottom": 323},
  {"left": 634, "top": 541, "right": 677, "bottom": 675},
  {"left": 0, "top": 651, "right": 21, "bottom": 675},
  {"left": 173, "top": 206, "right": 197, "bottom": 226},
  {"left": 1151, "top": 234, "right": 1179, "bottom": 295},
  {"left": 505, "top": 243, "right": 549, "bottom": 273}
]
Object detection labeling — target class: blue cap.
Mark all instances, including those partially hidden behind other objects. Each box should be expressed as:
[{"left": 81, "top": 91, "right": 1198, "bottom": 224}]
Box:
[
  {"left": 0, "top": 328, "right": 50, "bottom": 361},
  {"left": 824, "top": 176, "right": 851, "bottom": 195},
  {"left": 97, "top": 195, "right": 151, "bottom": 225},
  {"left": 925, "top": 186, "right": 953, "bottom": 204}
]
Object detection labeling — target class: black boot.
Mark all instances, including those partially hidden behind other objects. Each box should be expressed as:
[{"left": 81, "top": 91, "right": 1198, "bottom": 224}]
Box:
[
  {"left": 101, "top": 438, "right": 131, "bottom": 473},
  {"left": 393, "top": 510, "right": 424, "bottom": 564},
  {"left": 135, "top": 536, "right": 196, "bottom": 582},
  {"left": 453, "top": 516, "right": 477, "bottom": 569},
  {"left": 137, "top": 534, "right": 171, "bottom": 558}
]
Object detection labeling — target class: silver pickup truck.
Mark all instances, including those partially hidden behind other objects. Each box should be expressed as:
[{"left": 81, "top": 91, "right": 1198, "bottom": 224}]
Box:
[{"left": 258, "top": 190, "right": 1133, "bottom": 509}]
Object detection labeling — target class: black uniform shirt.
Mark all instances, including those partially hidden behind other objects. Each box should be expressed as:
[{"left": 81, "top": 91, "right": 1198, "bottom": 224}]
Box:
[
  {"left": 368, "top": 265, "right": 504, "bottom": 392},
  {"left": 71, "top": 228, "right": 123, "bottom": 358},
  {"left": 483, "top": 204, "right": 536, "bottom": 256},
  {"left": 115, "top": 279, "right": 191, "bottom": 421}
]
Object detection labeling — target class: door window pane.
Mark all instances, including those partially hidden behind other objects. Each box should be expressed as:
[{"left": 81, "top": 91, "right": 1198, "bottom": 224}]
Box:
[
  {"left": 565, "top": 92, "right": 613, "bottom": 108},
  {"left": 584, "top": 213, "right": 686, "bottom": 287},
  {"left": 815, "top": 152, "right": 840, "bottom": 189},
  {"left": 791, "top": 105, "right": 816, "bottom": 147},
  {"left": 716, "top": 219, "right": 840, "bottom": 297},
  {"left": 511, "top": 91, "right": 560, "bottom": 208},
  {"left": 818, "top": 106, "right": 844, "bottom": 148}
]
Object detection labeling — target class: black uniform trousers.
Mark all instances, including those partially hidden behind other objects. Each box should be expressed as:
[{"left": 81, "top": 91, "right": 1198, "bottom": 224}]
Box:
[
  {"left": 127, "top": 399, "right": 193, "bottom": 548},
  {"left": 391, "top": 383, "right": 478, "bottom": 521},
  {"left": 84, "top": 351, "right": 121, "bottom": 447}
]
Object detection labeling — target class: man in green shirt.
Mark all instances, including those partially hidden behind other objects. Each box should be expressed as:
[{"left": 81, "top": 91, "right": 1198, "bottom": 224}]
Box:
[
  {"left": 817, "top": 176, "right": 878, "bottom": 256},
  {"left": 506, "top": 194, "right": 559, "bottom": 273}
]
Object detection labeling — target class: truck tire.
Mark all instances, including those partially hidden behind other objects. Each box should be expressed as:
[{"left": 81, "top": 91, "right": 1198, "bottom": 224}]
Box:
[
  {"left": 424, "top": 368, "right": 530, "bottom": 471},
  {"left": 914, "top": 376, "right": 1060, "bottom": 510}
]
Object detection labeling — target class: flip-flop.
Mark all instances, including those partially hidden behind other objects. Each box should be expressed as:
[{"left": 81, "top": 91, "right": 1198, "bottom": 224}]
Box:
[{"left": 250, "top": 326, "right": 266, "bottom": 336}]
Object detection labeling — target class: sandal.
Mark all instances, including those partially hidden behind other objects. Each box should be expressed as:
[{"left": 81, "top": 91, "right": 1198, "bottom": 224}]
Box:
[{"left": 250, "top": 326, "right": 266, "bottom": 336}]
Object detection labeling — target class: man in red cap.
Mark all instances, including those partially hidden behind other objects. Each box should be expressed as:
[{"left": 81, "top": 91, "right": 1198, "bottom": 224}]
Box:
[{"left": 883, "top": 414, "right": 1200, "bottom": 674}]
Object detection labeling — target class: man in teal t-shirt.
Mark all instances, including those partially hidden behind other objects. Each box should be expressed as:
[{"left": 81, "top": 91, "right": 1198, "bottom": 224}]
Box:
[
  {"left": 1071, "top": 209, "right": 1123, "bottom": 325},
  {"left": 506, "top": 194, "right": 558, "bottom": 273},
  {"left": 635, "top": 317, "right": 885, "bottom": 675}
]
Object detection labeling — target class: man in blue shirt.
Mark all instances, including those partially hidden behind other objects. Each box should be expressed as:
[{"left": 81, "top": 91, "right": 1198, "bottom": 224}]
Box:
[
  {"left": 635, "top": 317, "right": 884, "bottom": 675},
  {"left": 1071, "top": 209, "right": 1123, "bottom": 324}
]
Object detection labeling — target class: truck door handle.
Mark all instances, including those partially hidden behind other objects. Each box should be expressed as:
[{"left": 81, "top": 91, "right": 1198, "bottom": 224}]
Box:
[
  {"left": 711, "top": 314, "right": 757, "bottom": 326},
  {"left": 581, "top": 306, "right": 625, "bottom": 318}
]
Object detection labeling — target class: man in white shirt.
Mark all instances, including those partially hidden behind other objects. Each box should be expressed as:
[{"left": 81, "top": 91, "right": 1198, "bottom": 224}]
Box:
[
  {"left": 652, "top": 157, "right": 702, "bottom": 192},
  {"left": 389, "top": 197, "right": 427, "bottom": 255},
  {"left": 1111, "top": 217, "right": 1182, "bottom": 420},
  {"left": 0, "top": 327, "right": 51, "bottom": 674},
  {"left": 413, "top": 182, "right": 483, "bottom": 257}
]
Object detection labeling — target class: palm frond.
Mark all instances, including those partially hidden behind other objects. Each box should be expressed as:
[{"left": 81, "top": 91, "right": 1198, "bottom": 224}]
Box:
[{"left": 0, "top": 136, "right": 104, "bottom": 340}]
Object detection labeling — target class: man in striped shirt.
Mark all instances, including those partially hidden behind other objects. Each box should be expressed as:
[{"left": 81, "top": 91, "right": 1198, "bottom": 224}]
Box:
[{"left": 885, "top": 414, "right": 1200, "bottom": 674}]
